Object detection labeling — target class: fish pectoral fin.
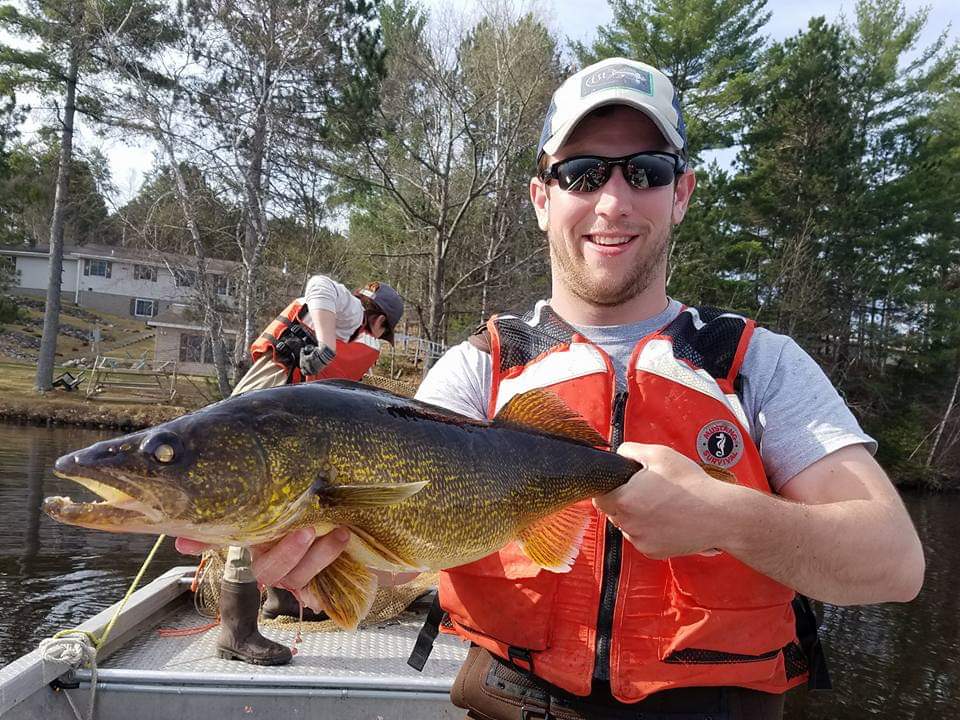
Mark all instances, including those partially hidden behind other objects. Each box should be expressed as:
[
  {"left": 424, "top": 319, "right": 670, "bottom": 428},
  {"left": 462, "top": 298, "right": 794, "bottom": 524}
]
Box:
[
  {"left": 306, "top": 552, "right": 378, "bottom": 631},
  {"left": 700, "top": 464, "right": 738, "bottom": 484},
  {"left": 493, "top": 389, "right": 608, "bottom": 448},
  {"left": 516, "top": 503, "right": 592, "bottom": 573},
  {"left": 314, "top": 481, "right": 428, "bottom": 507}
]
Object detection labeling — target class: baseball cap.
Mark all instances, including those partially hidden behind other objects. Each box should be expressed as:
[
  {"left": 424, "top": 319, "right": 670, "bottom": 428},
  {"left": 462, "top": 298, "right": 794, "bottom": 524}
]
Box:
[
  {"left": 356, "top": 282, "right": 404, "bottom": 344},
  {"left": 537, "top": 57, "right": 687, "bottom": 161}
]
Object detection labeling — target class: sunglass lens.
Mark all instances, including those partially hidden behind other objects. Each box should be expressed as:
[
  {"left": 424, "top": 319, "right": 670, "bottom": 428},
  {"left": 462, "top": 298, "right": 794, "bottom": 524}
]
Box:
[
  {"left": 625, "top": 155, "right": 676, "bottom": 188},
  {"left": 556, "top": 157, "right": 610, "bottom": 192}
]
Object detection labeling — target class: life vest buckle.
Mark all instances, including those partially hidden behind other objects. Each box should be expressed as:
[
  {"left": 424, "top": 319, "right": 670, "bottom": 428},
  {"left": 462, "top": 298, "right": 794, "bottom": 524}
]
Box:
[
  {"left": 520, "top": 704, "right": 551, "bottom": 720},
  {"left": 508, "top": 646, "right": 534, "bottom": 673}
]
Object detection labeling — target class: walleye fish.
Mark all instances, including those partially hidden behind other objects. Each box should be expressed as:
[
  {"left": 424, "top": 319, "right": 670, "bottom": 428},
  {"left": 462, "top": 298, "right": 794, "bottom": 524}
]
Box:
[{"left": 44, "top": 380, "right": 732, "bottom": 630}]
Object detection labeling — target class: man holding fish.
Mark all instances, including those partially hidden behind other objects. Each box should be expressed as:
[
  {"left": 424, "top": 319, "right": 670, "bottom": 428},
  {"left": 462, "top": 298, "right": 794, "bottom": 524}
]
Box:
[
  {"left": 236, "top": 57, "right": 924, "bottom": 718},
  {"left": 28, "top": 56, "right": 909, "bottom": 717}
]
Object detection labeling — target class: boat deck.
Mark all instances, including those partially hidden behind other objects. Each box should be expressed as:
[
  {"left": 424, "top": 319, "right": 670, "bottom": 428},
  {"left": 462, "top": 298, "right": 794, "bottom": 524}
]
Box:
[{"left": 0, "top": 567, "right": 468, "bottom": 719}]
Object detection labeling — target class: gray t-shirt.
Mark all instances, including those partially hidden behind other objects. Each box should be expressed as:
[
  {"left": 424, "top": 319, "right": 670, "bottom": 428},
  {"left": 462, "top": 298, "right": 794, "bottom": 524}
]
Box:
[{"left": 415, "top": 299, "right": 876, "bottom": 492}]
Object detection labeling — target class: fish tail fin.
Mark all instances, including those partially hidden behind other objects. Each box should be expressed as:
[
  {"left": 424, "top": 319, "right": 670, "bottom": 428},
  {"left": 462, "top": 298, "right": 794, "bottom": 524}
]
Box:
[{"left": 303, "top": 552, "right": 378, "bottom": 631}]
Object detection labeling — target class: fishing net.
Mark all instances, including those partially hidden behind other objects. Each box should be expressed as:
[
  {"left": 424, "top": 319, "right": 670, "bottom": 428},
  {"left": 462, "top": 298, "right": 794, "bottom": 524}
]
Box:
[
  {"left": 362, "top": 373, "right": 419, "bottom": 397},
  {"left": 260, "top": 572, "right": 439, "bottom": 632},
  {"left": 194, "top": 549, "right": 227, "bottom": 618},
  {"left": 193, "top": 551, "right": 438, "bottom": 631}
]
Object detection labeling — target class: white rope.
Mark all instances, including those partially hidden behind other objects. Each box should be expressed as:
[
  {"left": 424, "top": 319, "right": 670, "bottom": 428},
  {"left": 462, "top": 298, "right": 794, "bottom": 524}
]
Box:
[{"left": 39, "top": 631, "right": 98, "bottom": 720}]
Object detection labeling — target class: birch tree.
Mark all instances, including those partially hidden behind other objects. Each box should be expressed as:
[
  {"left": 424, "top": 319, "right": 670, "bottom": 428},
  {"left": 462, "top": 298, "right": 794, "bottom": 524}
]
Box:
[
  {"left": 182, "top": 0, "right": 382, "bottom": 357},
  {"left": 337, "top": 0, "right": 559, "bottom": 343}
]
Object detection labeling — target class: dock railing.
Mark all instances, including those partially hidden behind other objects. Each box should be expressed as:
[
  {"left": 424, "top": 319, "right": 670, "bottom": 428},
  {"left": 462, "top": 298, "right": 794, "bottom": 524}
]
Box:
[
  {"left": 85, "top": 355, "right": 179, "bottom": 402},
  {"left": 391, "top": 333, "right": 446, "bottom": 366}
]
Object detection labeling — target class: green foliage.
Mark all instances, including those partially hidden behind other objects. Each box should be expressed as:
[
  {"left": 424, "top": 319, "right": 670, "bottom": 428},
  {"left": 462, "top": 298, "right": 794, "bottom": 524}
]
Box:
[
  {"left": 337, "top": 0, "right": 559, "bottom": 342},
  {"left": 0, "top": 254, "right": 20, "bottom": 322},
  {"left": 0, "top": 137, "right": 114, "bottom": 247},
  {"left": 668, "top": 163, "right": 762, "bottom": 314},
  {"left": 733, "top": 17, "right": 859, "bottom": 345},
  {"left": 116, "top": 163, "right": 239, "bottom": 259}
]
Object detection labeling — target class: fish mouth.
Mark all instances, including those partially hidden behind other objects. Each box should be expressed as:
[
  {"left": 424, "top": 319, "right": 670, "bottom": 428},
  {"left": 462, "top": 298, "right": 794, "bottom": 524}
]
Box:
[{"left": 44, "top": 452, "right": 173, "bottom": 532}]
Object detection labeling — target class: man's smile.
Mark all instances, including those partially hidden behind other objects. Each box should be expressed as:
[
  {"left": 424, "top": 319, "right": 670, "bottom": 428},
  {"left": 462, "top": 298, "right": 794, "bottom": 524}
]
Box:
[{"left": 583, "top": 231, "right": 640, "bottom": 255}]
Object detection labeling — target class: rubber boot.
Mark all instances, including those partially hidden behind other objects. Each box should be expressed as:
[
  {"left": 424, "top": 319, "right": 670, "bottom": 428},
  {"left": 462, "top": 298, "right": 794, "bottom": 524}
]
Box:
[
  {"left": 217, "top": 580, "right": 292, "bottom": 665},
  {"left": 261, "top": 587, "right": 328, "bottom": 622}
]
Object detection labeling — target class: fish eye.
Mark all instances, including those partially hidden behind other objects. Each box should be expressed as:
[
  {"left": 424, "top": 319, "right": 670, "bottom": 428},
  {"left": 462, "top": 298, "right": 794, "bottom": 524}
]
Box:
[
  {"left": 154, "top": 444, "right": 175, "bottom": 463},
  {"left": 140, "top": 432, "right": 184, "bottom": 466}
]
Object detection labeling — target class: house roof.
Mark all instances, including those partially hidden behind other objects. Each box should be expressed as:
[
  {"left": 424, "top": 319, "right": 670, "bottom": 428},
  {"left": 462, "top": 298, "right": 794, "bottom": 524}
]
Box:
[
  {"left": 149, "top": 304, "right": 239, "bottom": 334},
  {"left": 0, "top": 243, "right": 242, "bottom": 274}
]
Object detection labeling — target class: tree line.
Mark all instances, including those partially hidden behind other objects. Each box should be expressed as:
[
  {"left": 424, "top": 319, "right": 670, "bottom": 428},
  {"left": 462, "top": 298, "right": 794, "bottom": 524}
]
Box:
[{"left": 0, "top": 0, "right": 957, "bottom": 486}]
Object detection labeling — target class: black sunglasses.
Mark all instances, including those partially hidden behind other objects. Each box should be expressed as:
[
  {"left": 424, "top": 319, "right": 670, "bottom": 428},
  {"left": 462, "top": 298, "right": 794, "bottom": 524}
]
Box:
[{"left": 539, "top": 151, "right": 687, "bottom": 193}]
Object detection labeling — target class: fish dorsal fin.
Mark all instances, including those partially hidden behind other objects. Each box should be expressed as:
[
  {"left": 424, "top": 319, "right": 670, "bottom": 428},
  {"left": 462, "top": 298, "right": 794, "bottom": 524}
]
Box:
[
  {"left": 516, "top": 503, "right": 592, "bottom": 573},
  {"left": 494, "top": 389, "right": 608, "bottom": 448},
  {"left": 313, "top": 481, "right": 428, "bottom": 507},
  {"left": 301, "top": 551, "right": 378, "bottom": 631}
]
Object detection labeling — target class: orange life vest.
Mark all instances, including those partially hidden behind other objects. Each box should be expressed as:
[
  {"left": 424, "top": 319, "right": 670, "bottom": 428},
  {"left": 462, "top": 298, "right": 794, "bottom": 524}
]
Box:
[
  {"left": 249, "top": 299, "right": 381, "bottom": 383},
  {"left": 438, "top": 303, "right": 812, "bottom": 702}
]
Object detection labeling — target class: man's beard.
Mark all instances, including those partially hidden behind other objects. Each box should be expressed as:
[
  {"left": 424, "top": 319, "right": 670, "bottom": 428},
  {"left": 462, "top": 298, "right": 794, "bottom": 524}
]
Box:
[{"left": 549, "top": 223, "right": 672, "bottom": 307}]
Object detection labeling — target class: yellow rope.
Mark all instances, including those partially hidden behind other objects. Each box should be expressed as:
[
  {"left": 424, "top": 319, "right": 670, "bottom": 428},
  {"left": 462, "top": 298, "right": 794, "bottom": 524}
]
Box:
[
  {"left": 95, "top": 534, "right": 168, "bottom": 649},
  {"left": 51, "top": 534, "right": 168, "bottom": 650},
  {"left": 44, "top": 534, "right": 168, "bottom": 720}
]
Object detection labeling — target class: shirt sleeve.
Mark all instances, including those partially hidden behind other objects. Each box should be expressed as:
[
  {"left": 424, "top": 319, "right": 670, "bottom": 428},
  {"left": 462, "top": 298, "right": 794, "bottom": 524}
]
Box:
[
  {"left": 302, "top": 274, "right": 364, "bottom": 342},
  {"left": 739, "top": 328, "right": 877, "bottom": 492},
  {"left": 414, "top": 341, "right": 492, "bottom": 421}
]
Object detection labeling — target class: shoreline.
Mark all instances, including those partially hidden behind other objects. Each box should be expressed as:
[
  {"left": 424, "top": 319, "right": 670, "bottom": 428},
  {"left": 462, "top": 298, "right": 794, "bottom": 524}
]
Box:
[{"left": 0, "top": 396, "right": 189, "bottom": 431}]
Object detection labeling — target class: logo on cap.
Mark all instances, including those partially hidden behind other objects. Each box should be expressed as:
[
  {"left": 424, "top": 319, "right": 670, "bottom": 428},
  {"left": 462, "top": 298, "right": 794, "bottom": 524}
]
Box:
[
  {"left": 581, "top": 64, "right": 653, "bottom": 98},
  {"left": 697, "top": 420, "right": 744, "bottom": 468}
]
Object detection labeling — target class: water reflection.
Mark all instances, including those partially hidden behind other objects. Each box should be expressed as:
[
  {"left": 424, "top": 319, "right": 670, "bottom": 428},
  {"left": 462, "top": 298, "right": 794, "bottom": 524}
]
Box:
[
  {"left": 786, "top": 491, "right": 960, "bottom": 719},
  {"left": 0, "top": 423, "right": 957, "bottom": 719},
  {"left": 0, "top": 423, "right": 181, "bottom": 666}
]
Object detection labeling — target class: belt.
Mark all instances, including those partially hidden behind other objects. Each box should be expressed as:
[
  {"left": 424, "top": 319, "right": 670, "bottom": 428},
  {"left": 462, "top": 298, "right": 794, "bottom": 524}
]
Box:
[{"left": 453, "top": 647, "right": 774, "bottom": 720}]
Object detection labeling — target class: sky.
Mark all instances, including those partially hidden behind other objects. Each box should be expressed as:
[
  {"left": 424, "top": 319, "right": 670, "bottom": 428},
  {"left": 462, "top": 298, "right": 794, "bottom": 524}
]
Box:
[{"left": 39, "top": 0, "right": 960, "bottom": 206}]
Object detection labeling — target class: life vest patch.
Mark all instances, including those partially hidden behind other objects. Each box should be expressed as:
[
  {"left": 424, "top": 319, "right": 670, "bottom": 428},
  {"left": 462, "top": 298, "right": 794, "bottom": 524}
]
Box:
[{"left": 697, "top": 420, "right": 744, "bottom": 468}]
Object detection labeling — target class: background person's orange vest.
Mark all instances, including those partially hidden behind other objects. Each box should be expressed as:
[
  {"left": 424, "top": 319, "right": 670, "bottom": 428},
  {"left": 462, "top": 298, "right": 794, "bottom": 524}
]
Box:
[
  {"left": 249, "top": 299, "right": 381, "bottom": 383},
  {"left": 439, "top": 303, "right": 811, "bottom": 702}
]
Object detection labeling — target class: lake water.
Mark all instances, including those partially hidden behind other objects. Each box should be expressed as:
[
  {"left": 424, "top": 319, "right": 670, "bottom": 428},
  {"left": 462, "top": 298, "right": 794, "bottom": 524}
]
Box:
[{"left": 0, "top": 422, "right": 956, "bottom": 718}]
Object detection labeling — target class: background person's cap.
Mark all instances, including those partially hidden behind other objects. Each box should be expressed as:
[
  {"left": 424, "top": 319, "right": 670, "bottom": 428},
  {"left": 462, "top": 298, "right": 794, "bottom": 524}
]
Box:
[
  {"left": 356, "top": 282, "right": 404, "bottom": 343},
  {"left": 537, "top": 57, "right": 687, "bottom": 161}
]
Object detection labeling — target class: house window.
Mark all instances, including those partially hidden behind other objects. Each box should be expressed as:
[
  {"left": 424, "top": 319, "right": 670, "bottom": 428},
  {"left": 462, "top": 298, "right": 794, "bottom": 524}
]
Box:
[
  {"left": 134, "top": 264, "right": 157, "bottom": 281},
  {"left": 174, "top": 269, "right": 197, "bottom": 287},
  {"left": 214, "top": 274, "right": 230, "bottom": 296},
  {"left": 179, "top": 333, "right": 206, "bottom": 363},
  {"left": 133, "top": 298, "right": 155, "bottom": 317},
  {"left": 83, "top": 259, "right": 112, "bottom": 278}
]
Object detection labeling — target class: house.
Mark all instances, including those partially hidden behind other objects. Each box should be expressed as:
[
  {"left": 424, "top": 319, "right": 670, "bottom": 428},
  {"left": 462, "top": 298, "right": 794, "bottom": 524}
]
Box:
[
  {"left": 0, "top": 243, "right": 241, "bottom": 319},
  {"left": 148, "top": 304, "right": 239, "bottom": 377}
]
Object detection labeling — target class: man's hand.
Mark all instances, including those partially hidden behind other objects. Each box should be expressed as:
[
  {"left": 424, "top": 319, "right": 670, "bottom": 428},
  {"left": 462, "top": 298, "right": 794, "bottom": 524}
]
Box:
[
  {"left": 299, "top": 342, "right": 336, "bottom": 376},
  {"left": 175, "top": 527, "right": 350, "bottom": 611},
  {"left": 593, "top": 442, "right": 738, "bottom": 559}
]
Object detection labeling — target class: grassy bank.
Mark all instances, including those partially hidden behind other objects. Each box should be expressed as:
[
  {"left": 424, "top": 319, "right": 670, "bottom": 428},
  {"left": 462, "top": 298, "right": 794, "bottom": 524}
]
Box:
[
  {"left": 0, "top": 359, "right": 421, "bottom": 431},
  {"left": 0, "top": 361, "right": 209, "bottom": 430}
]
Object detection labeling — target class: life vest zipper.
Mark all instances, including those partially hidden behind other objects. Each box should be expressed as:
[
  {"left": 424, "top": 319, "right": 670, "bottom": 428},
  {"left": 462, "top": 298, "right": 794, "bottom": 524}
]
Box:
[{"left": 594, "top": 389, "right": 628, "bottom": 681}]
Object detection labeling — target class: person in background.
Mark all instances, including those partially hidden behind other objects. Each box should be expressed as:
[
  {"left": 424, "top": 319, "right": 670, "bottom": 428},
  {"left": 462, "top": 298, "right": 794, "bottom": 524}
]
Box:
[{"left": 217, "top": 275, "right": 403, "bottom": 666}]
